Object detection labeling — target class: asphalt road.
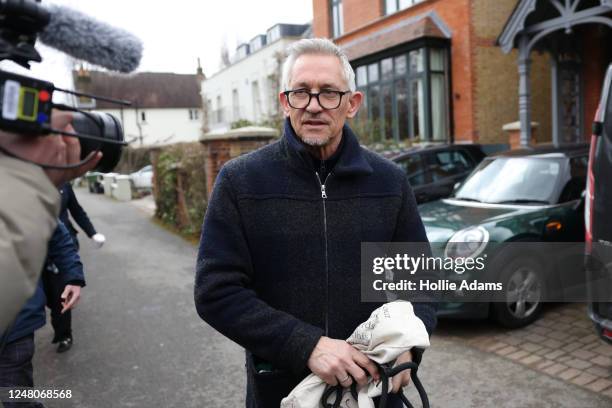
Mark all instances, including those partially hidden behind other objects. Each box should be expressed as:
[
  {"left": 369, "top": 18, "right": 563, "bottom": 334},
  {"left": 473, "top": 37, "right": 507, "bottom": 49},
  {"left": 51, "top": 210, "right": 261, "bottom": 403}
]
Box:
[{"left": 30, "top": 189, "right": 611, "bottom": 408}]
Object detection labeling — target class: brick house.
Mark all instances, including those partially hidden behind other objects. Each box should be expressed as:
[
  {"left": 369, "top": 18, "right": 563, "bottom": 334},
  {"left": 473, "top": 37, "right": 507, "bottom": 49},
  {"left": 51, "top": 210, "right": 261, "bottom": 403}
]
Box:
[{"left": 312, "top": 0, "right": 612, "bottom": 146}]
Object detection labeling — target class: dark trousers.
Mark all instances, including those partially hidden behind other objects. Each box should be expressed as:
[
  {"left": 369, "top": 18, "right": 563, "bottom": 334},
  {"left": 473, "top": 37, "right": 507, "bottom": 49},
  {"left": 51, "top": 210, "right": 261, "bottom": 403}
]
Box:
[
  {"left": 42, "top": 271, "right": 71, "bottom": 343},
  {"left": 0, "top": 335, "right": 44, "bottom": 408}
]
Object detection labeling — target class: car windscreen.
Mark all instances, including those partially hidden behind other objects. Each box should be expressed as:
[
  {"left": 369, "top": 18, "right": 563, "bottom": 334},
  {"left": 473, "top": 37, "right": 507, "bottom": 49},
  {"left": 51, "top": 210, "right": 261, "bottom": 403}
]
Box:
[{"left": 454, "top": 157, "right": 563, "bottom": 204}]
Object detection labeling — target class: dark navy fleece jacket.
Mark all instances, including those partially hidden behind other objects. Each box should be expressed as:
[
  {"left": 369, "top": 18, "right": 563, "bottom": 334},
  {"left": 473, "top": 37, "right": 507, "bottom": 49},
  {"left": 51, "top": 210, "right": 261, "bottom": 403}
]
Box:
[
  {"left": 4, "top": 221, "right": 84, "bottom": 343},
  {"left": 194, "top": 119, "right": 437, "bottom": 378}
]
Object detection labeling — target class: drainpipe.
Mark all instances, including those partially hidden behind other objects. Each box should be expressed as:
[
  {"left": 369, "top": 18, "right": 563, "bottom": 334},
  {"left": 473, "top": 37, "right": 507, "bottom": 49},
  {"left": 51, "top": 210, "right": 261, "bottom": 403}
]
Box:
[{"left": 518, "top": 35, "right": 532, "bottom": 147}]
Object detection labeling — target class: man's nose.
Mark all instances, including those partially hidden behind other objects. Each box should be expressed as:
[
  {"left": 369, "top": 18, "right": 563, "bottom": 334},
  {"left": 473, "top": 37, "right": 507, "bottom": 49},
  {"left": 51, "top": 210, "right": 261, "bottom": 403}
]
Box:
[{"left": 305, "top": 94, "right": 324, "bottom": 113}]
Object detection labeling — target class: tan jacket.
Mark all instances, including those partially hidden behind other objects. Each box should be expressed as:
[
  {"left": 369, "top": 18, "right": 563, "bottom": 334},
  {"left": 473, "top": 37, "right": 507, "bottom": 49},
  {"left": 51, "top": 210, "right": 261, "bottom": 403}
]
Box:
[{"left": 0, "top": 154, "right": 60, "bottom": 332}]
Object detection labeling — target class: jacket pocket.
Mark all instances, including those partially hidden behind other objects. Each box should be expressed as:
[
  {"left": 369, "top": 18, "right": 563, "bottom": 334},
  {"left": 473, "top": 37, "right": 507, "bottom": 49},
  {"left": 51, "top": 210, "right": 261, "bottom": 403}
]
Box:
[{"left": 246, "top": 352, "right": 299, "bottom": 407}]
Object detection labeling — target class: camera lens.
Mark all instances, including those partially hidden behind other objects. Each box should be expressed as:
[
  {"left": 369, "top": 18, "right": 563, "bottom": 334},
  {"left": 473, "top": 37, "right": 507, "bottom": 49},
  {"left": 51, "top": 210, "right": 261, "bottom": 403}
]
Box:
[{"left": 72, "top": 112, "right": 124, "bottom": 173}]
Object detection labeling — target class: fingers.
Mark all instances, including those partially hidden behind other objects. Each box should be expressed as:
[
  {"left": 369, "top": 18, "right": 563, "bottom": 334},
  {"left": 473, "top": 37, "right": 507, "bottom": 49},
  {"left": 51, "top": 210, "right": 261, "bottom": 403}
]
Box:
[
  {"left": 389, "top": 369, "right": 412, "bottom": 393},
  {"left": 344, "top": 361, "right": 368, "bottom": 388},
  {"left": 351, "top": 348, "right": 380, "bottom": 382},
  {"left": 60, "top": 287, "right": 81, "bottom": 313},
  {"left": 336, "top": 371, "right": 351, "bottom": 388},
  {"left": 50, "top": 110, "right": 74, "bottom": 130},
  {"left": 62, "top": 129, "right": 81, "bottom": 166},
  {"left": 307, "top": 337, "right": 379, "bottom": 388},
  {"left": 76, "top": 151, "right": 103, "bottom": 175}
]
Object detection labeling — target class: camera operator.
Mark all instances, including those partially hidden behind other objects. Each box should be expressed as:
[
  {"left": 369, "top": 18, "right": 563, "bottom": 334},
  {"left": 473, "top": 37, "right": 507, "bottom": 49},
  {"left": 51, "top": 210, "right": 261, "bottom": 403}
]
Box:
[
  {"left": 0, "top": 111, "right": 101, "bottom": 333},
  {"left": 0, "top": 219, "right": 85, "bottom": 408}
]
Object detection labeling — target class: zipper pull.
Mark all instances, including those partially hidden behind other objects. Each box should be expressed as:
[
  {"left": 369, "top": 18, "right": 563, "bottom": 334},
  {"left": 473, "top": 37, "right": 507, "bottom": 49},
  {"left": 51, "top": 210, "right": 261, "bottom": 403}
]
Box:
[{"left": 320, "top": 184, "right": 327, "bottom": 199}]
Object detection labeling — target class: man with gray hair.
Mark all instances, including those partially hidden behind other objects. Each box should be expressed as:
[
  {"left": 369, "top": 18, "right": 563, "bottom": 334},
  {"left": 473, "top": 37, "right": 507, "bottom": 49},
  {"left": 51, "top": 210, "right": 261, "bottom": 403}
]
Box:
[{"left": 195, "top": 38, "right": 436, "bottom": 407}]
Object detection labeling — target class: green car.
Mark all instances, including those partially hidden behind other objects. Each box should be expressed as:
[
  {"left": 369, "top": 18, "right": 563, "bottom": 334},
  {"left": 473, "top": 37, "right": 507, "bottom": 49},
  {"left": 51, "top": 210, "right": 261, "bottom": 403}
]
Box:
[{"left": 419, "top": 144, "right": 589, "bottom": 327}]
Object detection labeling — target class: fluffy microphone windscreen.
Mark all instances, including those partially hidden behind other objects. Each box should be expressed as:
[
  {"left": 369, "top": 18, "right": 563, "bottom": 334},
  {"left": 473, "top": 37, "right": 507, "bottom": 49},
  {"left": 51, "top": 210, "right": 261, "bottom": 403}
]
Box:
[{"left": 38, "top": 4, "right": 143, "bottom": 73}]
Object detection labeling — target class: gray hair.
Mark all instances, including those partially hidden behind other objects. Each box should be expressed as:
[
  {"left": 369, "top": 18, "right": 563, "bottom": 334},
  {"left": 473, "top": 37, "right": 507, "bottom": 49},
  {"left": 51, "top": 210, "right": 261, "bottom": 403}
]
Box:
[{"left": 281, "top": 38, "right": 356, "bottom": 92}]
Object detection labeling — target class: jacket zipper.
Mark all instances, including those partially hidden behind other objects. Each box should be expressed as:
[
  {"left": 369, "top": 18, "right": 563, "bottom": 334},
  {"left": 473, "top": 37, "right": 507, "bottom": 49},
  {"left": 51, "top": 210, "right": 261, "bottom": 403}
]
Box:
[{"left": 315, "top": 170, "right": 331, "bottom": 336}]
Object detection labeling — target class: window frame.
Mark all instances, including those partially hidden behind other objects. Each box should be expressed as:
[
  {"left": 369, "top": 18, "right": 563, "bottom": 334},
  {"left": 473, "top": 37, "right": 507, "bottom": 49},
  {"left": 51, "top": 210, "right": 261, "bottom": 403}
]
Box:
[
  {"left": 330, "top": 0, "right": 344, "bottom": 38},
  {"left": 383, "top": 0, "right": 425, "bottom": 16},
  {"left": 352, "top": 37, "right": 451, "bottom": 143}
]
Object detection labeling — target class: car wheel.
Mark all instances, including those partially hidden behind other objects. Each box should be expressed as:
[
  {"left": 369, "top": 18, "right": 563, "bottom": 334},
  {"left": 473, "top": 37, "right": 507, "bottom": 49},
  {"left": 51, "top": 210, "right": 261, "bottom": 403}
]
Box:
[{"left": 492, "top": 257, "right": 545, "bottom": 328}]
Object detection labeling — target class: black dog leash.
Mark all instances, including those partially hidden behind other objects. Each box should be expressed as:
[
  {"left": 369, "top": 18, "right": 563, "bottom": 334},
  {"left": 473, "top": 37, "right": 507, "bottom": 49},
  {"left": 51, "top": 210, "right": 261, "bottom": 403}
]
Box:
[{"left": 321, "top": 351, "right": 429, "bottom": 408}]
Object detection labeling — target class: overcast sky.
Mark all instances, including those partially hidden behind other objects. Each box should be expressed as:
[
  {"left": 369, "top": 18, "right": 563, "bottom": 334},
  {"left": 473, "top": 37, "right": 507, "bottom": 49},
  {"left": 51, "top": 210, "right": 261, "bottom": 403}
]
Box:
[{"left": 4, "top": 0, "right": 312, "bottom": 90}]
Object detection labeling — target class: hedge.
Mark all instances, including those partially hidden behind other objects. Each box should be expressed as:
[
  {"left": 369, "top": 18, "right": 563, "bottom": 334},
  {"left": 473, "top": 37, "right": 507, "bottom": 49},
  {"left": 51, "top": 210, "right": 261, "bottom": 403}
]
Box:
[{"left": 152, "top": 142, "right": 208, "bottom": 239}]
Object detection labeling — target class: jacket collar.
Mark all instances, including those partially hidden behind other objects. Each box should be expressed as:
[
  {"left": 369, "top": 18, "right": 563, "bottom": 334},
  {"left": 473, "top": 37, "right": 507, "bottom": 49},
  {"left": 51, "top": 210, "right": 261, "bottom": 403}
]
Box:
[{"left": 282, "top": 118, "right": 373, "bottom": 177}]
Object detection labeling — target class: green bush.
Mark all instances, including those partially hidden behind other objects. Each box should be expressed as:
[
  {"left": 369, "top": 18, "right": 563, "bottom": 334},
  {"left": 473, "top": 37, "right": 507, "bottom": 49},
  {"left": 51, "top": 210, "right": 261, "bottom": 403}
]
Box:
[
  {"left": 231, "top": 119, "right": 254, "bottom": 129},
  {"left": 153, "top": 143, "right": 207, "bottom": 239}
]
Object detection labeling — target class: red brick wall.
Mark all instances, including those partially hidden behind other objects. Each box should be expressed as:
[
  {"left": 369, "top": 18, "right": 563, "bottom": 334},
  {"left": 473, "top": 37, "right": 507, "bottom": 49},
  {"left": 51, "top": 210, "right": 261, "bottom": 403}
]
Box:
[
  {"left": 313, "top": 0, "right": 476, "bottom": 142},
  {"left": 201, "top": 138, "right": 274, "bottom": 199},
  {"left": 313, "top": 0, "right": 331, "bottom": 38},
  {"left": 342, "top": 0, "right": 383, "bottom": 33}
]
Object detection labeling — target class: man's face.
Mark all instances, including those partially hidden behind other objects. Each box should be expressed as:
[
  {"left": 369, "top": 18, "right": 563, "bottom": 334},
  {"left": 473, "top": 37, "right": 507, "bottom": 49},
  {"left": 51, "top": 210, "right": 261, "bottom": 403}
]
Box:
[{"left": 279, "top": 54, "right": 362, "bottom": 147}]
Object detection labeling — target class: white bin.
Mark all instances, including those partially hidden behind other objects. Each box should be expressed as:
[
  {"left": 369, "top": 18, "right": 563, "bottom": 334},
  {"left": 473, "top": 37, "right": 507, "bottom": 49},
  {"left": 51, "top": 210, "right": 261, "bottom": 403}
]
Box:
[
  {"left": 113, "top": 175, "right": 132, "bottom": 202},
  {"left": 102, "top": 174, "right": 117, "bottom": 196}
]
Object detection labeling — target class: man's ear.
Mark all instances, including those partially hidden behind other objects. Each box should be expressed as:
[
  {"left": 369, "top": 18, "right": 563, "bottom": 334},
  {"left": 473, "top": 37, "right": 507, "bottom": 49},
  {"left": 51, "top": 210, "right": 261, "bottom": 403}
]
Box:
[
  {"left": 278, "top": 92, "right": 291, "bottom": 117},
  {"left": 346, "top": 91, "right": 363, "bottom": 119}
]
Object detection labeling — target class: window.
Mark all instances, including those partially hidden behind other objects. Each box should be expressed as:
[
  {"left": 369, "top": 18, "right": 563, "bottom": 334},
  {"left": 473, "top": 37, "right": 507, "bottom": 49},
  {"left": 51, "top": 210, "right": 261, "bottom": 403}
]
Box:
[
  {"left": 189, "top": 109, "right": 199, "bottom": 121},
  {"left": 354, "top": 45, "right": 449, "bottom": 142},
  {"left": 385, "top": 0, "right": 424, "bottom": 15},
  {"left": 216, "top": 95, "right": 223, "bottom": 123},
  {"left": 232, "top": 89, "right": 240, "bottom": 121},
  {"left": 395, "top": 154, "right": 427, "bottom": 186},
  {"left": 250, "top": 36, "right": 265, "bottom": 52},
  {"left": 267, "top": 25, "right": 281, "bottom": 44},
  {"left": 427, "top": 150, "right": 472, "bottom": 182},
  {"left": 330, "top": 0, "right": 344, "bottom": 37},
  {"left": 236, "top": 44, "right": 250, "bottom": 60},
  {"left": 559, "top": 156, "right": 588, "bottom": 202}
]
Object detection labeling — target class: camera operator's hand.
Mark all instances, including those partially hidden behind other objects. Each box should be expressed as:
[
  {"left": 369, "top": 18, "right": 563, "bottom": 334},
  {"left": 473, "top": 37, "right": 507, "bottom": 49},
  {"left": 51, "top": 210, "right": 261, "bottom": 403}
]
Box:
[{"left": 0, "top": 111, "right": 102, "bottom": 186}]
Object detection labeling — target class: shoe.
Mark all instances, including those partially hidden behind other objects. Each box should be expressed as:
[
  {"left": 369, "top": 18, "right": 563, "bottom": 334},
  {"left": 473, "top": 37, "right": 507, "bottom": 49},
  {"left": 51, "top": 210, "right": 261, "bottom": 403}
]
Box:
[{"left": 56, "top": 337, "right": 73, "bottom": 353}]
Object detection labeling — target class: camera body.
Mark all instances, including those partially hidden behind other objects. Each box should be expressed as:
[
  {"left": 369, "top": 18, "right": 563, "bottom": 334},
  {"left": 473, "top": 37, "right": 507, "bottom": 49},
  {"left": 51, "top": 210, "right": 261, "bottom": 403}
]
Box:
[
  {"left": 0, "top": 0, "right": 127, "bottom": 172},
  {"left": 0, "top": 70, "right": 54, "bottom": 135}
]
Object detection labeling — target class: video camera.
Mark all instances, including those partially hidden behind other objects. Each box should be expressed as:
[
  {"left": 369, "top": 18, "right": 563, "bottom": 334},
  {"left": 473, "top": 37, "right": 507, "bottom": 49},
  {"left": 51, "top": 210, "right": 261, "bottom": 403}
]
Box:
[{"left": 0, "top": 0, "right": 138, "bottom": 172}]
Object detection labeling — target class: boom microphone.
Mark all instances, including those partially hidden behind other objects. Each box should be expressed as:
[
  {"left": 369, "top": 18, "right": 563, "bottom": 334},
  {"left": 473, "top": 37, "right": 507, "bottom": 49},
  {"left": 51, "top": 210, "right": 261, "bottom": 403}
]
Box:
[{"left": 38, "top": 4, "right": 143, "bottom": 73}]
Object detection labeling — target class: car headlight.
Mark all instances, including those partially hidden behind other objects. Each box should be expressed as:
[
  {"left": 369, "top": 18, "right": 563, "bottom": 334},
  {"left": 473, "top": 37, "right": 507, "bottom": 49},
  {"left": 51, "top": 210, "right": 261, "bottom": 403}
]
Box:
[{"left": 444, "top": 226, "right": 489, "bottom": 259}]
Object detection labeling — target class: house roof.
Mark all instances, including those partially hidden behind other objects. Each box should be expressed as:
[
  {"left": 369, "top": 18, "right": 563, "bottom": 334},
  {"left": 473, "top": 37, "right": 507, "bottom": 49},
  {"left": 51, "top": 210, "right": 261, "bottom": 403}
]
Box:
[
  {"left": 340, "top": 12, "right": 451, "bottom": 62},
  {"left": 73, "top": 71, "right": 202, "bottom": 109}
]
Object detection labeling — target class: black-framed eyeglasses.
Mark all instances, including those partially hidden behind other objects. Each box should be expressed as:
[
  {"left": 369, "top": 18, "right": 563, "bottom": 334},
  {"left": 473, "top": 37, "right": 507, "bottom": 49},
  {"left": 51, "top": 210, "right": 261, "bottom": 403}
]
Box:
[{"left": 283, "top": 89, "right": 351, "bottom": 110}]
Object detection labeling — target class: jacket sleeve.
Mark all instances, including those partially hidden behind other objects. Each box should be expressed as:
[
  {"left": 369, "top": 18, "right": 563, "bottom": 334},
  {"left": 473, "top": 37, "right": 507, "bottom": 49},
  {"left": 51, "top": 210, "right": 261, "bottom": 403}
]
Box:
[
  {"left": 47, "top": 222, "right": 86, "bottom": 287},
  {"left": 392, "top": 176, "right": 438, "bottom": 337},
  {"left": 194, "top": 167, "right": 324, "bottom": 376},
  {"left": 0, "top": 155, "right": 60, "bottom": 333},
  {"left": 65, "top": 184, "right": 97, "bottom": 237}
]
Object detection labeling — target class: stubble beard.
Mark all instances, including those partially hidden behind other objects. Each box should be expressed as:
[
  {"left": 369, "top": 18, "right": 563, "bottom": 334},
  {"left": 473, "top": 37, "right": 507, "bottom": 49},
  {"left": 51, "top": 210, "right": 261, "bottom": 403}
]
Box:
[{"left": 299, "top": 132, "right": 332, "bottom": 147}]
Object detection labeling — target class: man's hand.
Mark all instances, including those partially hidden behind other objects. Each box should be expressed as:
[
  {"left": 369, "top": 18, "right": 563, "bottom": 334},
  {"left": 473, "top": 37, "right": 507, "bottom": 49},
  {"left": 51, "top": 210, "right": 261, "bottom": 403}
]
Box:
[
  {"left": 390, "top": 350, "right": 413, "bottom": 394},
  {"left": 0, "top": 111, "right": 102, "bottom": 186},
  {"left": 60, "top": 284, "right": 82, "bottom": 313},
  {"left": 307, "top": 336, "right": 379, "bottom": 389}
]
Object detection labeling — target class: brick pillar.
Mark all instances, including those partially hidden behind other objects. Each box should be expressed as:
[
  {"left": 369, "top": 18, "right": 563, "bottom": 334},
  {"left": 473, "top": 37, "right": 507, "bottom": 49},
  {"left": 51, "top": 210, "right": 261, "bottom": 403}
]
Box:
[
  {"left": 200, "top": 126, "right": 279, "bottom": 199},
  {"left": 503, "top": 121, "right": 538, "bottom": 150}
]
